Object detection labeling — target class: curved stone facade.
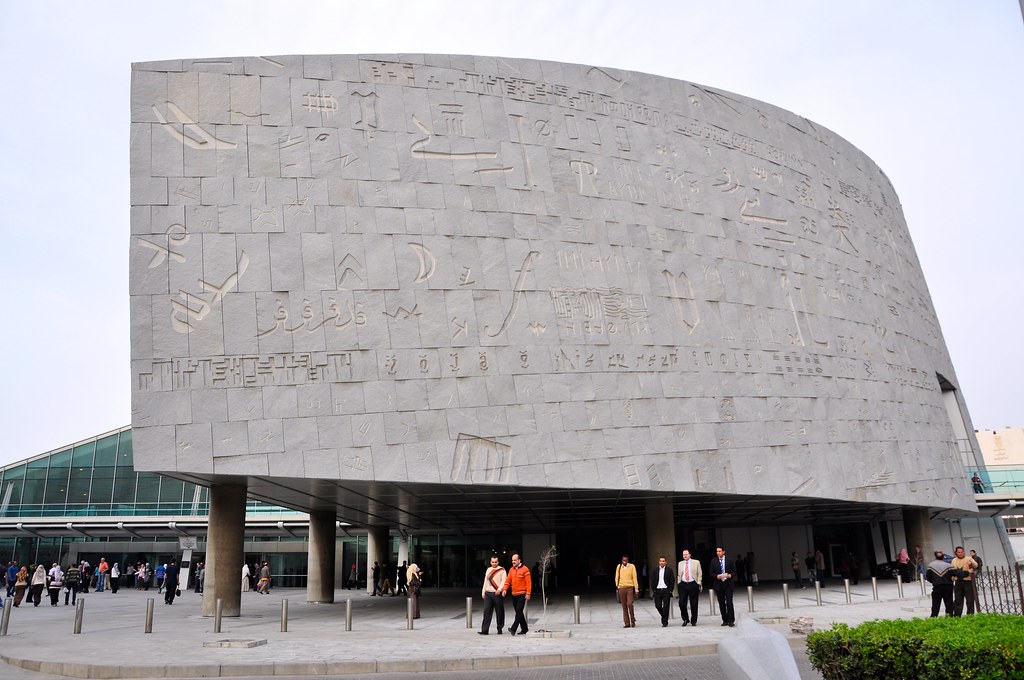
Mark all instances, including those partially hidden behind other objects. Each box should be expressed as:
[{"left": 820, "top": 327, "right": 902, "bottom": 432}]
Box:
[{"left": 130, "top": 55, "right": 974, "bottom": 513}]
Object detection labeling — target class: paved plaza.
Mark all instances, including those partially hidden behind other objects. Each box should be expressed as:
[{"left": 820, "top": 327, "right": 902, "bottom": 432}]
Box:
[{"left": 0, "top": 579, "right": 931, "bottom": 678}]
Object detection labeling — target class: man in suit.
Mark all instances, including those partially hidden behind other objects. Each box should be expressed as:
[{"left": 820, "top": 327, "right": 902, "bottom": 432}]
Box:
[
  {"left": 710, "top": 546, "right": 736, "bottom": 627},
  {"left": 676, "top": 548, "right": 703, "bottom": 626},
  {"left": 650, "top": 556, "right": 675, "bottom": 627}
]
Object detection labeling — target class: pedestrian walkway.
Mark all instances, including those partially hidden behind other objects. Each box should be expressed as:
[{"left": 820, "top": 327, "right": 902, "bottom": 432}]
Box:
[{"left": 0, "top": 579, "right": 932, "bottom": 678}]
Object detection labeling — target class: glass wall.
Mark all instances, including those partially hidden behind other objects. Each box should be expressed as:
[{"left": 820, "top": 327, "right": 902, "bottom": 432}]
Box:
[{"left": 0, "top": 428, "right": 287, "bottom": 518}]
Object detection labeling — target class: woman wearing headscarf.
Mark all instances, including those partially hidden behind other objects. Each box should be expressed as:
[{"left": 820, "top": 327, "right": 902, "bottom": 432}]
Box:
[
  {"left": 47, "top": 563, "right": 64, "bottom": 606},
  {"left": 13, "top": 566, "right": 28, "bottom": 606},
  {"left": 406, "top": 563, "right": 423, "bottom": 619},
  {"left": 110, "top": 562, "right": 120, "bottom": 593},
  {"left": 897, "top": 547, "right": 911, "bottom": 583},
  {"left": 30, "top": 564, "right": 47, "bottom": 606}
]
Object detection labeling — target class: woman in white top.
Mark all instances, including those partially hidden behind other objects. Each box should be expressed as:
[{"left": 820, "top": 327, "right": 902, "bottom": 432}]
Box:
[
  {"left": 30, "top": 564, "right": 47, "bottom": 606},
  {"left": 110, "top": 562, "right": 121, "bottom": 593},
  {"left": 47, "top": 563, "right": 64, "bottom": 606}
]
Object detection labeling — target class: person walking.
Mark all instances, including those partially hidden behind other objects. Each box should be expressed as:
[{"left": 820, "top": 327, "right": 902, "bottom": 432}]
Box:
[
  {"left": 395, "top": 561, "right": 408, "bottom": 596},
  {"left": 47, "top": 563, "right": 64, "bottom": 606},
  {"left": 345, "top": 563, "right": 357, "bottom": 590},
  {"left": 241, "top": 563, "right": 251, "bottom": 592},
  {"left": 30, "top": 564, "right": 47, "bottom": 606},
  {"left": 379, "top": 563, "right": 393, "bottom": 596},
  {"left": 12, "top": 566, "right": 28, "bottom": 606},
  {"left": 651, "top": 556, "right": 675, "bottom": 627},
  {"left": 6, "top": 561, "right": 17, "bottom": 597},
  {"left": 815, "top": 550, "right": 827, "bottom": 587},
  {"left": 407, "top": 563, "right": 423, "bottom": 619},
  {"left": 478, "top": 555, "right": 506, "bottom": 635},
  {"left": 79, "top": 561, "right": 91, "bottom": 593},
  {"left": 791, "top": 552, "right": 804, "bottom": 588},
  {"left": 258, "top": 562, "right": 271, "bottom": 593},
  {"left": 64, "top": 562, "right": 81, "bottom": 605},
  {"left": 677, "top": 549, "right": 703, "bottom": 626},
  {"left": 613, "top": 554, "right": 639, "bottom": 628},
  {"left": 804, "top": 552, "right": 816, "bottom": 584},
  {"left": 163, "top": 559, "right": 180, "bottom": 604},
  {"left": 370, "top": 561, "right": 380, "bottom": 596},
  {"left": 711, "top": 547, "right": 736, "bottom": 627},
  {"left": 502, "top": 554, "right": 531, "bottom": 634}
]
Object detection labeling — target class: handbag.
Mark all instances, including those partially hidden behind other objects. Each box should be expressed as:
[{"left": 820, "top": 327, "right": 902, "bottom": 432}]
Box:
[
  {"left": 176, "top": 588, "right": 181, "bottom": 596},
  {"left": 615, "top": 589, "right": 621, "bottom": 603}
]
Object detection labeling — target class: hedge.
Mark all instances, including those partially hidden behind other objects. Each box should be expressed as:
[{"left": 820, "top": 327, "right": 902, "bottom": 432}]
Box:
[{"left": 806, "top": 614, "right": 1024, "bottom": 679}]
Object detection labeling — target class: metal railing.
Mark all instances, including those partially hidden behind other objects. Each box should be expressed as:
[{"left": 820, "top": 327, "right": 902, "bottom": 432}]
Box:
[
  {"left": 965, "top": 465, "right": 1024, "bottom": 494},
  {"left": 974, "top": 564, "right": 1024, "bottom": 615}
]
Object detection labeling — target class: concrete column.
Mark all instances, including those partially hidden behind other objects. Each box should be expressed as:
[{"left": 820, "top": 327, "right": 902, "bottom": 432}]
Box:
[
  {"left": 202, "top": 483, "right": 247, "bottom": 617},
  {"left": 903, "top": 507, "right": 932, "bottom": 564},
  {"left": 366, "top": 526, "right": 390, "bottom": 595},
  {"left": 645, "top": 500, "right": 676, "bottom": 592},
  {"left": 307, "top": 511, "right": 336, "bottom": 604},
  {"left": 397, "top": 534, "right": 410, "bottom": 566}
]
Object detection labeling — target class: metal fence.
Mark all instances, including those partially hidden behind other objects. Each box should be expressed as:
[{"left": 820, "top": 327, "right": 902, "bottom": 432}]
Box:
[{"left": 973, "top": 564, "right": 1024, "bottom": 615}]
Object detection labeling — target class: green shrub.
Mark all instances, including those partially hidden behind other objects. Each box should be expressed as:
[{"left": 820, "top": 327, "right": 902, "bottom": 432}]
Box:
[{"left": 806, "top": 614, "right": 1024, "bottom": 679}]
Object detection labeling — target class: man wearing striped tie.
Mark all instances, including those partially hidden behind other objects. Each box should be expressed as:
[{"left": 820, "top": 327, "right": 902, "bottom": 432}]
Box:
[{"left": 676, "top": 549, "right": 703, "bottom": 626}]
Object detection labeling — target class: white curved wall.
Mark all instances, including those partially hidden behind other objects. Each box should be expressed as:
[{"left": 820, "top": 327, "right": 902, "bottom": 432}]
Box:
[{"left": 129, "top": 54, "right": 975, "bottom": 512}]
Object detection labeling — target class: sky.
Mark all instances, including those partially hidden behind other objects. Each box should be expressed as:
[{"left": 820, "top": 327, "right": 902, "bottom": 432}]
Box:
[{"left": 0, "top": 1, "right": 1021, "bottom": 468}]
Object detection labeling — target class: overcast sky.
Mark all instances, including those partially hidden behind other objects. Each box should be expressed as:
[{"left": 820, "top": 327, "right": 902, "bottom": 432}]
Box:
[{"left": 0, "top": 1, "right": 1021, "bottom": 467}]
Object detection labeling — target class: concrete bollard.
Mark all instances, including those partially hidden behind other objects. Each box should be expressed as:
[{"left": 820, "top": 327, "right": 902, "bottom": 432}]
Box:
[
  {"left": 709, "top": 588, "right": 717, "bottom": 616},
  {"left": 844, "top": 579, "right": 851, "bottom": 604},
  {"left": 896, "top": 574, "right": 904, "bottom": 599},
  {"left": 919, "top": 572, "right": 926, "bottom": 596},
  {"left": 814, "top": 581, "right": 822, "bottom": 606},
  {"left": 407, "top": 596, "right": 414, "bottom": 630},
  {"left": 214, "top": 598, "right": 223, "bottom": 633},
  {"left": 281, "top": 599, "right": 288, "bottom": 632},
  {"left": 573, "top": 595, "right": 581, "bottom": 624},
  {"left": 782, "top": 583, "right": 790, "bottom": 609},
  {"left": 145, "top": 598, "right": 154, "bottom": 633},
  {"left": 871, "top": 576, "right": 878, "bottom": 601},
  {"left": 345, "top": 599, "right": 352, "bottom": 632},
  {"left": 747, "top": 585, "right": 754, "bottom": 612},
  {"left": 465, "top": 597, "right": 473, "bottom": 629},
  {"left": 73, "top": 600, "right": 84, "bottom": 634}
]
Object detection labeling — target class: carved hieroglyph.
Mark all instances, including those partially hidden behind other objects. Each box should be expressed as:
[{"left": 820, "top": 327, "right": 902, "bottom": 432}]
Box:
[{"left": 130, "top": 55, "right": 974, "bottom": 511}]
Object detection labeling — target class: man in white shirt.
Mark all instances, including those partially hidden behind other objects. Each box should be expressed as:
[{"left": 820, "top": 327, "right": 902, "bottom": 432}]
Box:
[
  {"left": 651, "top": 556, "right": 675, "bottom": 627},
  {"left": 478, "top": 555, "right": 507, "bottom": 635},
  {"left": 677, "top": 549, "right": 703, "bottom": 626}
]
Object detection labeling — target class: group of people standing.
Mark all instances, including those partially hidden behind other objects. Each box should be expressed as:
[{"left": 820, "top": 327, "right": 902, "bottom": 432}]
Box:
[
  {"left": 926, "top": 546, "right": 984, "bottom": 618},
  {"left": 614, "top": 548, "right": 739, "bottom": 628},
  {"left": 241, "top": 562, "right": 272, "bottom": 593}
]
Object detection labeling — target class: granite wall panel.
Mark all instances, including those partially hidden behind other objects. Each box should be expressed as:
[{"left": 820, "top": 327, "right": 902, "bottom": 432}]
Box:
[{"left": 131, "top": 54, "right": 977, "bottom": 511}]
